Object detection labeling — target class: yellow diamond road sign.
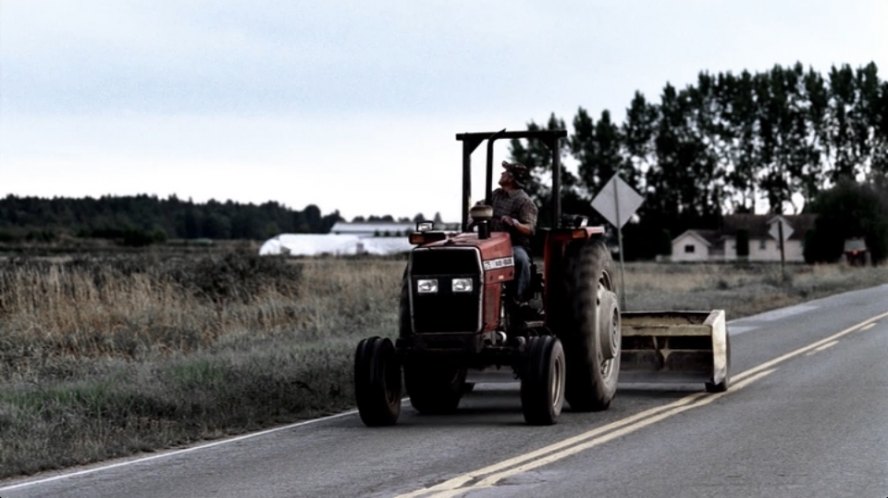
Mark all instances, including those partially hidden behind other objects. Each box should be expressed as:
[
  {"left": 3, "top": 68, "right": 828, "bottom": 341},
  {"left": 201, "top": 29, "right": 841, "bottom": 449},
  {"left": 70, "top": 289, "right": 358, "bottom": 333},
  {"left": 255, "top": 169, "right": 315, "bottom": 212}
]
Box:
[
  {"left": 768, "top": 216, "right": 794, "bottom": 242},
  {"left": 591, "top": 174, "right": 644, "bottom": 229}
]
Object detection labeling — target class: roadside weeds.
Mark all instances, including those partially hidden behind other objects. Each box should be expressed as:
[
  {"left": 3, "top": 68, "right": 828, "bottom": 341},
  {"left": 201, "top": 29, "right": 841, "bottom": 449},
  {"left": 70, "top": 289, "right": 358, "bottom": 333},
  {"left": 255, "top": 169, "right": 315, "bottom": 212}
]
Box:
[{"left": 1, "top": 254, "right": 885, "bottom": 479}]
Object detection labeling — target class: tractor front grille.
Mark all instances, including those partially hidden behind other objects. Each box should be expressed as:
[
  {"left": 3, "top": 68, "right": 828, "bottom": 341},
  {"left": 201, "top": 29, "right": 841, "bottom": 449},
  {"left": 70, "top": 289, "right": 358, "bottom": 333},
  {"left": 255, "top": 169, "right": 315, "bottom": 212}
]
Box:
[
  {"left": 409, "top": 248, "right": 482, "bottom": 334},
  {"left": 410, "top": 248, "right": 480, "bottom": 275}
]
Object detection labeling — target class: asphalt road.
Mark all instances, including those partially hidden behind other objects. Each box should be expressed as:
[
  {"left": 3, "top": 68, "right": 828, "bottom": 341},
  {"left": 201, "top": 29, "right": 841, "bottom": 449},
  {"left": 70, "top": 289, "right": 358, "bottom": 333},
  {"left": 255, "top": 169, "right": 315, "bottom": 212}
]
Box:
[{"left": 3, "top": 284, "right": 887, "bottom": 497}]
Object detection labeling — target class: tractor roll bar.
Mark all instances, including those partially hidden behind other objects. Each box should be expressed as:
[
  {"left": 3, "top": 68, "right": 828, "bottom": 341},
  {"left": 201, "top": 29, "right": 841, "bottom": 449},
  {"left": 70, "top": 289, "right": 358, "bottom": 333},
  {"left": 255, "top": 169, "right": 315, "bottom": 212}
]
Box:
[{"left": 455, "top": 129, "right": 567, "bottom": 231}]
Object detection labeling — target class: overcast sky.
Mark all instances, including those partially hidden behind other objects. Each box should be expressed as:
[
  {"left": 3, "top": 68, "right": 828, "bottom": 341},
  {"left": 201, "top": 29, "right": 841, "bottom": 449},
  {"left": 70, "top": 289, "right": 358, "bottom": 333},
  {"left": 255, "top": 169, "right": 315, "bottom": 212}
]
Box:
[{"left": 1, "top": 1, "right": 885, "bottom": 222}]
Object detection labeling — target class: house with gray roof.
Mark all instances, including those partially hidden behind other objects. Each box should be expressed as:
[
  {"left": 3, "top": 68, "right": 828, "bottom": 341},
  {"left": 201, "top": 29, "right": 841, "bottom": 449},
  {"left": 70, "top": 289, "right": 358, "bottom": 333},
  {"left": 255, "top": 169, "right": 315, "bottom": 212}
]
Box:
[{"left": 671, "top": 214, "right": 817, "bottom": 262}]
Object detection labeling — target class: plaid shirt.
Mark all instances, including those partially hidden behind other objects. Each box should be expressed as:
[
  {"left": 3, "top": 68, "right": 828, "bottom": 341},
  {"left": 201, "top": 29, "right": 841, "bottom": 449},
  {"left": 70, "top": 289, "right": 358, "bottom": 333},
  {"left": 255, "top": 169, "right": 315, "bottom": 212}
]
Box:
[{"left": 489, "top": 188, "right": 538, "bottom": 248}]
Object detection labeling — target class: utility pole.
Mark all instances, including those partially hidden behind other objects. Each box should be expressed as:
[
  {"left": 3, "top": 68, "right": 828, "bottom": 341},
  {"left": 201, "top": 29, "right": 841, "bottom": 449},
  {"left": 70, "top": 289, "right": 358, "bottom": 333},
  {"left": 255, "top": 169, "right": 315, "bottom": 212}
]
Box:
[{"left": 778, "top": 221, "right": 786, "bottom": 282}]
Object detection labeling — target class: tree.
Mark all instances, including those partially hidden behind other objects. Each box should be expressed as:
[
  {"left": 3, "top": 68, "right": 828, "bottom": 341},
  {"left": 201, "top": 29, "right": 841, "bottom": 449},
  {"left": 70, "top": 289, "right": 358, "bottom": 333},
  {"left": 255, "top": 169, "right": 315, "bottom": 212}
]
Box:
[
  {"left": 502, "top": 62, "right": 887, "bottom": 259},
  {"left": 873, "top": 79, "right": 888, "bottom": 177},
  {"left": 571, "top": 108, "right": 631, "bottom": 196},
  {"left": 622, "top": 92, "right": 658, "bottom": 194},
  {"left": 855, "top": 62, "right": 888, "bottom": 179},
  {"left": 201, "top": 212, "right": 231, "bottom": 239},
  {"left": 826, "top": 64, "right": 860, "bottom": 181},
  {"left": 756, "top": 64, "right": 817, "bottom": 213},
  {"left": 804, "top": 180, "right": 888, "bottom": 263},
  {"left": 802, "top": 66, "right": 830, "bottom": 198},
  {"left": 722, "top": 70, "right": 762, "bottom": 212},
  {"left": 509, "top": 113, "right": 572, "bottom": 201},
  {"left": 321, "top": 211, "right": 343, "bottom": 233},
  {"left": 303, "top": 204, "right": 322, "bottom": 232},
  {"left": 0, "top": 194, "right": 343, "bottom": 240},
  {"left": 508, "top": 113, "right": 582, "bottom": 225}
]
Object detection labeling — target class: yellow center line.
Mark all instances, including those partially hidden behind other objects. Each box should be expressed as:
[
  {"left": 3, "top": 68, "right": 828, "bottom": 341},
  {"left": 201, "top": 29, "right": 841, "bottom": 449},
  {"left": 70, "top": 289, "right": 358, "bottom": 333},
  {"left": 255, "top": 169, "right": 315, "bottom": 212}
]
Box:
[
  {"left": 806, "top": 340, "right": 839, "bottom": 356},
  {"left": 393, "top": 392, "right": 709, "bottom": 498},
  {"left": 732, "top": 310, "right": 888, "bottom": 383},
  {"left": 433, "top": 369, "right": 776, "bottom": 497},
  {"left": 396, "top": 309, "right": 888, "bottom": 498},
  {"left": 859, "top": 322, "right": 876, "bottom": 332}
]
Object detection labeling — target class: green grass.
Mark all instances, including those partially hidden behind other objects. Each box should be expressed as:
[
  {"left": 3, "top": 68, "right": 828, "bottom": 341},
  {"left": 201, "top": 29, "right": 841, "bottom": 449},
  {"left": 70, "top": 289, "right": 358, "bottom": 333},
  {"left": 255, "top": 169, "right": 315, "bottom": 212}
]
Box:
[{"left": 0, "top": 251, "right": 886, "bottom": 479}]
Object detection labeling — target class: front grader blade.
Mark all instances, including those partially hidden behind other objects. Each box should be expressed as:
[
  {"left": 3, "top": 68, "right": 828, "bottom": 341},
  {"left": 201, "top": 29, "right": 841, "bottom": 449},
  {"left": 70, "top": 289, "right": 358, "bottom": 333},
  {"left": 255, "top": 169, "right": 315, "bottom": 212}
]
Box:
[{"left": 619, "top": 310, "right": 730, "bottom": 392}]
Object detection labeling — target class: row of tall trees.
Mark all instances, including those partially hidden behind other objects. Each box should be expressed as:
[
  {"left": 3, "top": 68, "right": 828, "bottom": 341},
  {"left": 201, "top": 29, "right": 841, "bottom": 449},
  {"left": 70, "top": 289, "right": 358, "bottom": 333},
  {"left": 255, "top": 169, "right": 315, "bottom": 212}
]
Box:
[
  {"left": 0, "top": 195, "right": 342, "bottom": 244},
  {"left": 0, "top": 193, "right": 443, "bottom": 246},
  {"left": 509, "top": 62, "right": 887, "bottom": 257}
]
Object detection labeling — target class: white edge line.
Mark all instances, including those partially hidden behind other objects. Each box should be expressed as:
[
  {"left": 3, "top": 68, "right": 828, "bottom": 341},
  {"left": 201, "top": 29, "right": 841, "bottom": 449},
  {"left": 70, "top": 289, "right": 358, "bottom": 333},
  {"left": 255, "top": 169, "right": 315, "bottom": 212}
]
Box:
[
  {"left": 727, "top": 282, "right": 888, "bottom": 331},
  {"left": 0, "top": 409, "right": 359, "bottom": 492},
  {"left": 5, "top": 302, "right": 886, "bottom": 492}
]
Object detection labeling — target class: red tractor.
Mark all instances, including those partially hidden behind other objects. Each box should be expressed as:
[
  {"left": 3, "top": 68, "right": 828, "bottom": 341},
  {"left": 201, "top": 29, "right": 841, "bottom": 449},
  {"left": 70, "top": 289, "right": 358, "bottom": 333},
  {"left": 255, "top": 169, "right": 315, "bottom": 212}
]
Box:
[{"left": 355, "top": 129, "right": 621, "bottom": 425}]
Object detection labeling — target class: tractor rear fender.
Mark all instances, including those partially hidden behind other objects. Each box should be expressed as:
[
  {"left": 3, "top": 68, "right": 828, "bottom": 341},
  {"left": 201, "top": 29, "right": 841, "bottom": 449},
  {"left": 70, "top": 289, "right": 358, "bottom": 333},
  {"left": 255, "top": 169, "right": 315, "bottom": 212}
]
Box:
[{"left": 542, "top": 226, "right": 608, "bottom": 311}]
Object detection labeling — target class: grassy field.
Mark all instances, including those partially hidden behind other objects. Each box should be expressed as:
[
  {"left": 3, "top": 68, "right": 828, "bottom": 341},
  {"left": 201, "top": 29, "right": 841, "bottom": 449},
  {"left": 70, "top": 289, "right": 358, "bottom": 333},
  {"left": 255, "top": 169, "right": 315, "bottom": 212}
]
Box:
[{"left": 1, "top": 249, "right": 886, "bottom": 479}]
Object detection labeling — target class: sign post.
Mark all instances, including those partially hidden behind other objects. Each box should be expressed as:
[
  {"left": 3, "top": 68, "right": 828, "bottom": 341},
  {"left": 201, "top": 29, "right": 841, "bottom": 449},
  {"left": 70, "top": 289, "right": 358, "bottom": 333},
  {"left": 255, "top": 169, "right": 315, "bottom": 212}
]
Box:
[
  {"left": 769, "top": 216, "right": 793, "bottom": 283},
  {"left": 591, "top": 174, "right": 644, "bottom": 310}
]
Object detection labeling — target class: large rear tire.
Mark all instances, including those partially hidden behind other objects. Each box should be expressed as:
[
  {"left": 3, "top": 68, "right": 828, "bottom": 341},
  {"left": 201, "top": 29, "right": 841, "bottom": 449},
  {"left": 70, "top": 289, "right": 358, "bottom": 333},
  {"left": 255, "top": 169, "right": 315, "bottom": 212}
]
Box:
[
  {"left": 404, "top": 362, "right": 466, "bottom": 414},
  {"left": 520, "top": 336, "right": 566, "bottom": 425},
  {"left": 560, "top": 239, "right": 621, "bottom": 412},
  {"left": 354, "top": 337, "right": 401, "bottom": 426}
]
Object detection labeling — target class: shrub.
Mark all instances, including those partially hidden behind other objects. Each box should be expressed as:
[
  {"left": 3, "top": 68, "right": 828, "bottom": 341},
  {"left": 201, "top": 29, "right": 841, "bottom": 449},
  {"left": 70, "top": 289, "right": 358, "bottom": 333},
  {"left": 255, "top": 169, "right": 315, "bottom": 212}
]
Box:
[{"left": 804, "top": 180, "right": 888, "bottom": 264}]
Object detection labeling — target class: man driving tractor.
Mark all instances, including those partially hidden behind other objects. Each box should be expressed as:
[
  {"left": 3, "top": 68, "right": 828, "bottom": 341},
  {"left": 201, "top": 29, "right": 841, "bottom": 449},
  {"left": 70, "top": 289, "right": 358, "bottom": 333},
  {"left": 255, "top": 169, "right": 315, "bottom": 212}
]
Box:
[{"left": 488, "top": 160, "right": 538, "bottom": 302}]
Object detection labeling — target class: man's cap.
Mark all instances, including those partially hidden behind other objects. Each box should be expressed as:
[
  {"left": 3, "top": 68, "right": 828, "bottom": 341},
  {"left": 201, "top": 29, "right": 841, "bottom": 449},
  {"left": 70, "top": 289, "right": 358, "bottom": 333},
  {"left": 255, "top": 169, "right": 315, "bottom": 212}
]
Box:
[{"left": 501, "top": 160, "right": 530, "bottom": 187}]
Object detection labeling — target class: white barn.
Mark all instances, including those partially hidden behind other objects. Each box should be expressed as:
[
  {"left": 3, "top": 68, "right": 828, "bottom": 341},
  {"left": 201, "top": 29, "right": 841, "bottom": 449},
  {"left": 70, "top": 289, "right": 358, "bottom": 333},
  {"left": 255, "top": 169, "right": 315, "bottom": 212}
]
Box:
[
  {"left": 671, "top": 230, "right": 718, "bottom": 262},
  {"left": 259, "top": 234, "right": 413, "bottom": 256},
  {"left": 260, "top": 221, "right": 461, "bottom": 257},
  {"left": 329, "top": 222, "right": 415, "bottom": 237}
]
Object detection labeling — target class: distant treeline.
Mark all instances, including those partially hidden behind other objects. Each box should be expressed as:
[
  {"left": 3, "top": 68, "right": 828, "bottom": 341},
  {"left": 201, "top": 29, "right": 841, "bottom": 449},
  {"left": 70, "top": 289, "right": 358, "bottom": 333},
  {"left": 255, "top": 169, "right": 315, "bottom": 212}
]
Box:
[
  {"left": 511, "top": 62, "right": 888, "bottom": 259},
  {"left": 0, "top": 195, "right": 343, "bottom": 245}
]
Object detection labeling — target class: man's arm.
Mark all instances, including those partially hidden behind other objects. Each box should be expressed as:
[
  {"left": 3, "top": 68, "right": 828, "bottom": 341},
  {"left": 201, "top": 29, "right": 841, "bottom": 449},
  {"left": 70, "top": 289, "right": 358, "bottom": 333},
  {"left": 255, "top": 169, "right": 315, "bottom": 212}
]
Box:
[
  {"left": 502, "top": 196, "right": 538, "bottom": 237},
  {"left": 501, "top": 215, "right": 533, "bottom": 236}
]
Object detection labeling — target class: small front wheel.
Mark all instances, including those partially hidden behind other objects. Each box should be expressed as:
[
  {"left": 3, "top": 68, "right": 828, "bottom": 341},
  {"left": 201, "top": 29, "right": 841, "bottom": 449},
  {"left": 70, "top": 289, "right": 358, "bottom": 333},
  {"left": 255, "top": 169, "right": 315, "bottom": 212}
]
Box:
[
  {"left": 404, "top": 362, "right": 466, "bottom": 414},
  {"left": 521, "top": 336, "right": 566, "bottom": 425},
  {"left": 354, "top": 337, "right": 401, "bottom": 426}
]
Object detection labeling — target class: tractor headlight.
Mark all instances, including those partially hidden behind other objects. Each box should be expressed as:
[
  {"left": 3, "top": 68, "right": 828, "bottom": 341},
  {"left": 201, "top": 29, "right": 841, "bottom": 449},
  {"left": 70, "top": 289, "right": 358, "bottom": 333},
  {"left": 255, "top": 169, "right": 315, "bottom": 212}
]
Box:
[
  {"left": 451, "top": 278, "right": 473, "bottom": 293},
  {"left": 416, "top": 279, "right": 439, "bottom": 294}
]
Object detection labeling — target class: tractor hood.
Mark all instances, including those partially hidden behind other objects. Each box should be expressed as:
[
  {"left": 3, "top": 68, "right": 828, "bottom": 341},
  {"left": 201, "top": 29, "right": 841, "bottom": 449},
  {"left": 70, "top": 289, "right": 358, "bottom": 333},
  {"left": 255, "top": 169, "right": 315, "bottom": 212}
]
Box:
[{"left": 418, "top": 231, "right": 514, "bottom": 262}]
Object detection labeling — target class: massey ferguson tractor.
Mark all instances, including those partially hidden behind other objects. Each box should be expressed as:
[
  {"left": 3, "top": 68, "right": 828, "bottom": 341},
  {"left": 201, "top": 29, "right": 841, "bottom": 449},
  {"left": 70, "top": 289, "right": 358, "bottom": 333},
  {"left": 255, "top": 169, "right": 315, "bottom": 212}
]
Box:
[{"left": 354, "top": 129, "right": 731, "bottom": 426}]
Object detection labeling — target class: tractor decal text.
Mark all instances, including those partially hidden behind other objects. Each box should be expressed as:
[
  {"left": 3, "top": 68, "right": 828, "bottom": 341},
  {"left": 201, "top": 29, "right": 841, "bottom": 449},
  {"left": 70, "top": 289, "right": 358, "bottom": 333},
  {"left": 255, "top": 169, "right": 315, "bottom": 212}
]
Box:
[{"left": 482, "top": 256, "right": 514, "bottom": 271}]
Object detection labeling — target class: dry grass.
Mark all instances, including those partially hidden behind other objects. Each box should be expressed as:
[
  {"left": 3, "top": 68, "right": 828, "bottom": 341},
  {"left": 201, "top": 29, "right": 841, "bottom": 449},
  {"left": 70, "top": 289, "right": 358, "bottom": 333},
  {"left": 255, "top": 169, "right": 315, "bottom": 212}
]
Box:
[
  {"left": 622, "top": 262, "right": 888, "bottom": 316},
  {"left": 0, "top": 252, "right": 404, "bottom": 478},
  {"left": 0, "top": 251, "right": 885, "bottom": 479}
]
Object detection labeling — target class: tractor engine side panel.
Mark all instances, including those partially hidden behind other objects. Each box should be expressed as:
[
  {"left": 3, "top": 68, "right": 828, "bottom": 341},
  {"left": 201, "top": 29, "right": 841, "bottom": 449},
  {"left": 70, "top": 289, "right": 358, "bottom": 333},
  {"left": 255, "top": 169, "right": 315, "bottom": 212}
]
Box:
[
  {"left": 474, "top": 234, "right": 515, "bottom": 333},
  {"left": 480, "top": 254, "right": 514, "bottom": 333}
]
